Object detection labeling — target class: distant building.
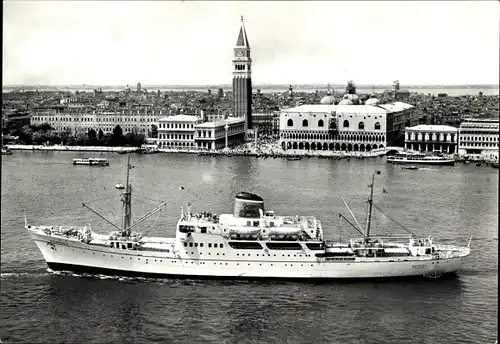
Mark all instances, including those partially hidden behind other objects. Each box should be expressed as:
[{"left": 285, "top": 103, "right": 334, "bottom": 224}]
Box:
[
  {"left": 137, "top": 82, "right": 142, "bottom": 93},
  {"left": 156, "top": 114, "right": 201, "bottom": 150},
  {"left": 404, "top": 125, "right": 458, "bottom": 153},
  {"left": 156, "top": 113, "right": 245, "bottom": 151},
  {"left": 458, "top": 118, "right": 499, "bottom": 160},
  {"left": 232, "top": 16, "right": 252, "bottom": 129},
  {"left": 195, "top": 117, "right": 246, "bottom": 150},
  {"left": 377, "top": 101, "right": 419, "bottom": 145},
  {"left": 31, "top": 105, "right": 162, "bottom": 136},
  {"left": 252, "top": 111, "right": 279, "bottom": 137},
  {"left": 217, "top": 88, "right": 224, "bottom": 98},
  {"left": 3, "top": 111, "right": 31, "bottom": 132}
]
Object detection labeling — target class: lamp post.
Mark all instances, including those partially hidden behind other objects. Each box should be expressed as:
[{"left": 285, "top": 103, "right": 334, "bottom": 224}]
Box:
[{"left": 225, "top": 119, "right": 229, "bottom": 149}]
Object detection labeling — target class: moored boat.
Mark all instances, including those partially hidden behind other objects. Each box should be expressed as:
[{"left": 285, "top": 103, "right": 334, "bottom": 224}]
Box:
[
  {"left": 26, "top": 158, "right": 471, "bottom": 280},
  {"left": 387, "top": 152, "right": 455, "bottom": 165},
  {"left": 72, "top": 158, "right": 109, "bottom": 166}
]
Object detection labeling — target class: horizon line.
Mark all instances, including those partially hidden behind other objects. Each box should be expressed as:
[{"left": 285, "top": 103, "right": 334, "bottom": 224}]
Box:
[{"left": 3, "top": 83, "right": 499, "bottom": 88}]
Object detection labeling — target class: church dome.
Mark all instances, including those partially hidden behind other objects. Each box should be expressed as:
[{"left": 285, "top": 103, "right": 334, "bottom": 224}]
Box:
[
  {"left": 339, "top": 98, "right": 353, "bottom": 105},
  {"left": 365, "top": 97, "right": 380, "bottom": 106},
  {"left": 320, "top": 95, "right": 336, "bottom": 104}
]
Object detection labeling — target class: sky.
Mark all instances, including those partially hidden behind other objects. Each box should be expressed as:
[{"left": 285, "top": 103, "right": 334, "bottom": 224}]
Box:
[{"left": 3, "top": 1, "right": 500, "bottom": 86}]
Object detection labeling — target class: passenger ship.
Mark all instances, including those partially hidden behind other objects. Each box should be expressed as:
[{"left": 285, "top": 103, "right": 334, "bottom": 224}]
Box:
[
  {"left": 27, "top": 156, "right": 471, "bottom": 280},
  {"left": 72, "top": 158, "right": 109, "bottom": 166},
  {"left": 386, "top": 152, "right": 455, "bottom": 166}
]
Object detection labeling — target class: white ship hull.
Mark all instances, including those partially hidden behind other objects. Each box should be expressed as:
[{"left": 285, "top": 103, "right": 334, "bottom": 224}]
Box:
[
  {"left": 31, "top": 231, "right": 467, "bottom": 280},
  {"left": 386, "top": 157, "right": 455, "bottom": 165}
]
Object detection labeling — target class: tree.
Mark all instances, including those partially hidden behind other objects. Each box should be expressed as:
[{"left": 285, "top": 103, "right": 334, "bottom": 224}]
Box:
[
  {"left": 111, "top": 125, "right": 124, "bottom": 146},
  {"left": 88, "top": 128, "right": 97, "bottom": 139},
  {"left": 98, "top": 129, "right": 104, "bottom": 141},
  {"left": 113, "top": 125, "right": 123, "bottom": 137},
  {"left": 151, "top": 124, "right": 158, "bottom": 138}
]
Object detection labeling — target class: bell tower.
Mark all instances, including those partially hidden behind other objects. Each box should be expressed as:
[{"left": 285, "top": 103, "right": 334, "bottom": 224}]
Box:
[{"left": 232, "top": 16, "right": 253, "bottom": 129}]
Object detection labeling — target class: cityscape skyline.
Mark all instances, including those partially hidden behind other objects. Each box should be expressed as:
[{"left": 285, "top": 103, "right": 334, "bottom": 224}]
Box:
[{"left": 3, "top": 1, "right": 499, "bottom": 86}]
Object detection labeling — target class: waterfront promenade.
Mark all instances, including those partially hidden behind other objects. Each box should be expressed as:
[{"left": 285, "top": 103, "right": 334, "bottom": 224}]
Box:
[{"left": 5, "top": 143, "right": 388, "bottom": 159}]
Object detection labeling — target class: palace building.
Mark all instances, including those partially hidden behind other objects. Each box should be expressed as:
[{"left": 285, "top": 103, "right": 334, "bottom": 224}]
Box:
[
  {"left": 404, "top": 125, "right": 458, "bottom": 153},
  {"left": 279, "top": 104, "right": 388, "bottom": 152},
  {"left": 157, "top": 112, "right": 245, "bottom": 151},
  {"left": 458, "top": 118, "right": 499, "bottom": 160},
  {"left": 232, "top": 16, "right": 252, "bottom": 130}
]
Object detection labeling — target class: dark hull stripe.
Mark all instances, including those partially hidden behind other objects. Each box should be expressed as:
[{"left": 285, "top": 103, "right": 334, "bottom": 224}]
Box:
[{"left": 47, "top": 262, "right": 458, "bottom": 282}]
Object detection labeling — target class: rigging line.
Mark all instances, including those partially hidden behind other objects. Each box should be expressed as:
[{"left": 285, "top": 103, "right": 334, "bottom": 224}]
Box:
[
  {"left": 83, "top": 195, "right": 119, "bottom": 205},
  {"left": 371, "top": 203, "right": 415, "bottom": 235},
  {"left": 133, "top": 193, "right": 169, "bottom": 204},
  {"left": 139, "top": 208, "right": 163, "bottom": 237}
]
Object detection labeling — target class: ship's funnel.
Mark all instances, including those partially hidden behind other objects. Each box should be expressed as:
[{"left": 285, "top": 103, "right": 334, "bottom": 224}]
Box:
[{"left": 234, "top": 192, "right": 264, "bottom": 218}]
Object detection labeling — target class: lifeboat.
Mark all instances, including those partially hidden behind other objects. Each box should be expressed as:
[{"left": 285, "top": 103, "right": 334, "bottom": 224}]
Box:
[
  {"left": 227, "top": 227, "right": 261, "bottom": 235},
  {"left": 268, "top": 227, "right": 303, "bottom": 236}
]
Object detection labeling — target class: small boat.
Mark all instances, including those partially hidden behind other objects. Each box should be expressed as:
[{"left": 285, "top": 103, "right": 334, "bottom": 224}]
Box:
[
  {"left": 73, "top": 158, "right": 109, "bottom": 166},
  {"left": 115, "top": 184, "right": 125, "bottom": 190},
  {"left": 492, "top": 162, "right": 499, "bottom": 169},
  {"left": 1, "top": 146, "right": 13, "bottom": 155},
  {"left": 286, "top": 156, "right": 302, "bottom": 161},
  {"left": 401, "top": 165, "right": 418, "bottom": 170},
  {"left": 476, "top": 163, "right": 481, "bottom": 167}
]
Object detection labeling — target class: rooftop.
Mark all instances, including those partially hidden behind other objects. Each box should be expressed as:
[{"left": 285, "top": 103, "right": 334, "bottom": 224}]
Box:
[
  {"left": 406, "top": 125, "right": 458, "bottom": 132},
  {"left": 196, "top": 116, "right": 245, "bottom": 128},
  {"left": 282, "top": 104, "right": 388, "bottom": 115},
  {"left": 377, "top": 101, "right": 415, "bottom": 112},
  {"left": 158, "top": 115, "right": 201, "bottom": 122}
]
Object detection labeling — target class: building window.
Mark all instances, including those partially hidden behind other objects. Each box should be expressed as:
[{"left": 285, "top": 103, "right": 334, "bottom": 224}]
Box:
[
  {"left": 374, "top": 122, "right": 381, "bottom": 130},
  {"left": 287, "top": 119, "right": 293, "bottom": 127},
  {"left": 358, "top": 122, "right": 365, "bottom": 130},
  {"left": 318, "top": 119, "right": 324, "bottom": 127},
  {"left": 302, "top": 119, "right": 308, "bottom": 127},
  {"left": 343, "top": 120, "right": 349, "bottom": 128}
]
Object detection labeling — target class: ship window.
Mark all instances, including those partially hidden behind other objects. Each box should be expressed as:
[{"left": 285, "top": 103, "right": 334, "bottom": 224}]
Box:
[
  {"left": 189, "top": 242, "right": 193, "bottom": 247},
  {"left": 208, "top": 243, "right": 212, "bottom": 248},
  {"left": 220, "top": 244, "right": 224, "bottom": 248},
  {"left": 228, "top": 242, "right": 263, "bottom": 250},
  {"left": 214, "top": 243, "right": 218, "bottom": 248},
  {"left": 200, "top": 226, "right": 207, "bottom": 233},
  {"left": 200, "top": 243, "right": 204, "bottom": 247},
  {"left": 184, "top": 242, "right": 188, "bottom": 247},
  {"left": 266, "top": 242, "right": 303, "bottom": 250},
  {"left": 253, "top": 221, "right": 259, "bottom": 227},
  {"left": 247, "top": 221, "right": 251, "bottom": 226},
  {"left": 302, "top": 119, "right": 308, "bottom": 127},
  {"left": 374, "top": 122, "right": 381, "bottom": 130},
  {"left": 195, "top": 243, "right": 198, "bottom": 247},
  {"left": 306, "top": 243, "right": 323, "bottom": 250},
  {"left": 269, "top": 222, "right": 274, "bottom": 227},
  {"left": 343, "top": 120, "right": 349, "bottom": 128},
  {"left": 287, "top": 119, "right": 293, "bottom": 127},
  {"left": 318, "top": 119, "right": 324, "bottom": 127}
]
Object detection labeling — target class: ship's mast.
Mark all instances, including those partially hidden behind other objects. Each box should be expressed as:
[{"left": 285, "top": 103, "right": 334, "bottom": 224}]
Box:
[
  {"left": 365, "top": 171, "right": 380, "bottom": 239},
  {"left": 122, "top": 154, "right": 132, "bottom": 235}
]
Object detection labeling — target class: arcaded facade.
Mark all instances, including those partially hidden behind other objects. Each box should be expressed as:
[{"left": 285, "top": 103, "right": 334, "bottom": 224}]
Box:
[{"left": 279, "top": 104, "right": 387, "bottom": 152}]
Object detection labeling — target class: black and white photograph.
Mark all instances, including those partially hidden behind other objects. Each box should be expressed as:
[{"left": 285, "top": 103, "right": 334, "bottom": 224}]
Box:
[{"left": 1, "top": 1, "right": 498, "bottom": 343}]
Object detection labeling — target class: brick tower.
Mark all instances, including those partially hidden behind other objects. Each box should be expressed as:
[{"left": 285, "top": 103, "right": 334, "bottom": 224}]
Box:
[{"left": 232, "top": 16, "right": 252, "bottom": 129}]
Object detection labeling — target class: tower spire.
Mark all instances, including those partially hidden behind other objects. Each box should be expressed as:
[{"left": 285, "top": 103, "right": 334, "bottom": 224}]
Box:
[{"left": 236, "top": 16, "right": 250, "bottom": 48}]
